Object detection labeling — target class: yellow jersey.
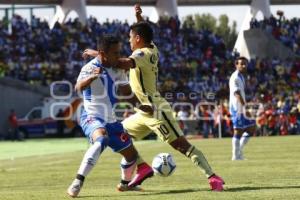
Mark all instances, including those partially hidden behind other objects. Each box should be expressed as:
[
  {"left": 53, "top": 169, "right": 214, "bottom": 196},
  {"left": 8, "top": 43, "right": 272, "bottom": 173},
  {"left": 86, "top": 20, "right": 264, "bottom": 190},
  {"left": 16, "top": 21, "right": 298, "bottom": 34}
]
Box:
[{"left": 129, "top": 43, "right": 165, "bottom": 108}]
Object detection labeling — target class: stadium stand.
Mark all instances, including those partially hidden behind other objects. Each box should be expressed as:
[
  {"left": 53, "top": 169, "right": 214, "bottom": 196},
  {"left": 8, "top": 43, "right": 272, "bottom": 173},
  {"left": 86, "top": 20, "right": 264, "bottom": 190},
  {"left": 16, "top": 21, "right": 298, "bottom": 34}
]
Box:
[
  {"left": 250, "top": 12, "right": 300, "bottom": 56},
  {"left": 0, "top": 13, "right": 299, "bottom": 136}
]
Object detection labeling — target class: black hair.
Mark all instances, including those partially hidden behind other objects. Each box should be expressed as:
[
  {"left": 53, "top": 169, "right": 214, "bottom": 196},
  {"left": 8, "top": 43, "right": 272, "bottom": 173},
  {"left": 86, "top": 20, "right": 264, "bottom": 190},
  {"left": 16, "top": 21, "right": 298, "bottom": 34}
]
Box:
[
  {"left": 130, "top": 22, "right": 153, "bottom": 43},
  {"left": 235, "top": 56, "right": 248, "bottom": 65},
  {"left": 98, "top": 34, "right": 120, "bottom": 52}
]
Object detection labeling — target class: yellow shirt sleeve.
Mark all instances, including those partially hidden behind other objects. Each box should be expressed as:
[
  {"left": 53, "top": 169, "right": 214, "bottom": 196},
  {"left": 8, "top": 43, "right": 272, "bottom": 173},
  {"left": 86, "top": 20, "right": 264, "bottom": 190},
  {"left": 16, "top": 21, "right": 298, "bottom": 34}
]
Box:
[{"left": 129, "top": 49, "right": 147, "bottom": 69}]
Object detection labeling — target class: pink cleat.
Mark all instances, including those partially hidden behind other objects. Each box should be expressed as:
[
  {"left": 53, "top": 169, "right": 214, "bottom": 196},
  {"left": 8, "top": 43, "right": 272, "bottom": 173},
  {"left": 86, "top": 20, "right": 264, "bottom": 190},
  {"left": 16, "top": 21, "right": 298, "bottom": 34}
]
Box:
[
  {"left": 208, "top": 175, "right": 225, "bottom": 191},
  {"left": 128, "top": 163, "right": 154, "bottom": 187}
]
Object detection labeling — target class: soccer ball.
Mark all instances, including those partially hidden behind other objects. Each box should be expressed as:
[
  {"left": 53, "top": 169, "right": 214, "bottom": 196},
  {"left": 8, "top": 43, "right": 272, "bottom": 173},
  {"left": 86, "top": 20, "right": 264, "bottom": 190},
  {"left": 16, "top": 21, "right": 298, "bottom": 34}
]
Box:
[{"left": 151, "top": 153, "right": 176, "bottom": 177}]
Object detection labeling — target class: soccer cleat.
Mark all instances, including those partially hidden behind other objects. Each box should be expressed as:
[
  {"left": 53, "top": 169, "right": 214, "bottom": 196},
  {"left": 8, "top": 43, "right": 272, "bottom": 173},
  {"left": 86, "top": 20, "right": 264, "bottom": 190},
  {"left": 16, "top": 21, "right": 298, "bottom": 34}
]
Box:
[
  {"left": 208, "top": 175, "right": 225, "bottom": 192},
  {"left": 239, "top": 152, "right": 245, "bottom": 160},
  {"left": 128, "top": 163, "right": 154, "bottom": 187},
  {"left": 67, "top": 179, "right": 83, "bottom": 198},
  {"left": 117, "top": 183, "right": 143, "bottom": 192},
  {"left": 232, "top": 156, "right": 243, "bottom": 161},
  {"left": 232, "top": 154, "right": 245, "bottom": 161}
]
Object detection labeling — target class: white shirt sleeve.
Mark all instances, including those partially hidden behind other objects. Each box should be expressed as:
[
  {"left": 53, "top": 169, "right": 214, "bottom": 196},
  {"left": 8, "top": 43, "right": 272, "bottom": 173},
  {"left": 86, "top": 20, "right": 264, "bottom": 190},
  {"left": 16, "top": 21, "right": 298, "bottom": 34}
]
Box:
[{"left": 230, "top": 76, "right": 241, "bottom": 94}]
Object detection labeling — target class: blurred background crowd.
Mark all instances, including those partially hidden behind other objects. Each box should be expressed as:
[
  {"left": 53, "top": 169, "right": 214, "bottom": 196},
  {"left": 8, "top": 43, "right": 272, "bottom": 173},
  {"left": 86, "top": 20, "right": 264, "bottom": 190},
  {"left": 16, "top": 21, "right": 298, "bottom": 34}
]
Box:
[{"left": 0, "top": 12, "right": 299, "bottom": 137}]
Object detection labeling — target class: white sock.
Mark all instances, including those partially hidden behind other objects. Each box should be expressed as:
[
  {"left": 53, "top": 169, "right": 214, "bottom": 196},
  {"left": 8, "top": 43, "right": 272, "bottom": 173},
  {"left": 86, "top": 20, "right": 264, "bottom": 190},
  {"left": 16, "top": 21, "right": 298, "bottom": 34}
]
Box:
[
  {"left": 240, "top": 132, "right": 250, "bottom": 151},
  {"left": 120, "top": 157, "right": 137, "bottom": 182},
  {"left": 232, "top": 135, "right": 241, "bottom": 159},
  {"left": 77, "top": 136, "right": 108, "bottom": 177}
]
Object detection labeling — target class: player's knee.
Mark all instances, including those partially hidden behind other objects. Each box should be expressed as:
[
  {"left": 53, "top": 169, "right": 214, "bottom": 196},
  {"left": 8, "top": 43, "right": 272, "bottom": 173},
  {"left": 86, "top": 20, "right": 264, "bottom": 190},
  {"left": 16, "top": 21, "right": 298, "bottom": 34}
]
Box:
[
  {"left": 176, "top": 144, "right": 191, "bottom": 154},
  {"left": 95, "top": 136, "right": 109, "bottom": 153},
  {"left": 170, "top": 137, "right": 190, "bottom": 154},
  {"left": 92, "top": 128, "right": 107, "bottom": 142}
]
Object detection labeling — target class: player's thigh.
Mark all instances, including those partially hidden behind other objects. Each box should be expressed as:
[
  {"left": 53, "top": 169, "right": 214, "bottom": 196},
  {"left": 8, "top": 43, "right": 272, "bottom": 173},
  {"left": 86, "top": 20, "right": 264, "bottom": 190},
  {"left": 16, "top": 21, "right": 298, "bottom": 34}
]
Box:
[
  {"left": 91, "top": 128, "right": 107, "bottom": 142},
  {"left": 106, "top": 122, "right": 133, "bottom": 153},
  {"left": 147, "top": 109, "right": 183, "bottom": 144},
  {"left": 80, "top": 117, "right": 107, "bottom": 143},
  {"left": 231, "top": 113, "right": 244, "bottom": 130},
  {"left": 122, "top": 113, "right": 152, "bottom": 140}
]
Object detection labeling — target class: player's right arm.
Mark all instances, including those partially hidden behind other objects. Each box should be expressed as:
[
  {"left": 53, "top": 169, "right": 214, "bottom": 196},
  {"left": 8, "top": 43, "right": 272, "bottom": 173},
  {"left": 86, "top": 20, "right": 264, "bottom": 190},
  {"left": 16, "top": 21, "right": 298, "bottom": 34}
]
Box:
[
  {"left": 234, "top": 91, "right": 245, "bottom": 106},
  {"left": 75, "top": 75, "right": 97, "bottom": 91},
  {"left": 75, "top": 67, "right": 101, "bottom": 91},
  {"left": 231, "top": 76, "right": 245, "bottom": 106}
]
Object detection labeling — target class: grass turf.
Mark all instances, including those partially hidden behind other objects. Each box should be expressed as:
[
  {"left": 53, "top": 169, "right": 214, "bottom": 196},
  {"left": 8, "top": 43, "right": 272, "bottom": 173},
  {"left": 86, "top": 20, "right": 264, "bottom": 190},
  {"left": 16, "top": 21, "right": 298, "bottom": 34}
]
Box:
[{"left": 0, "top": 136, "right": 300, "bottom": 200}]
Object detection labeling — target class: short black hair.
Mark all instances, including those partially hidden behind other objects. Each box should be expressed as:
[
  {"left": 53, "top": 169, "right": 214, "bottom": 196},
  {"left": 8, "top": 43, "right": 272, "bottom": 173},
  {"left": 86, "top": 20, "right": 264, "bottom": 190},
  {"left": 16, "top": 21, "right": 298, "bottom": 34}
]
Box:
[
  {"left": 235, "top": 56, "right": 248, "bottom": 65},
  {"left": 130, "top": 22, "right": 153, "bottom": 43},
  {"left": 98, "top": 34, "right": 120, "bottom": 52}
]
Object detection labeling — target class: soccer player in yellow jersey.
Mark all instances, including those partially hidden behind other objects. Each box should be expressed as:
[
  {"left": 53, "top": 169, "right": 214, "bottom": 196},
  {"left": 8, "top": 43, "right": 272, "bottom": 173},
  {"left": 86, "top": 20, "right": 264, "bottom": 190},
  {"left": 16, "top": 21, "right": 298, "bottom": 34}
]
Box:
[{"left": 83, "top": 4, "right": 224, "bottom": 192}]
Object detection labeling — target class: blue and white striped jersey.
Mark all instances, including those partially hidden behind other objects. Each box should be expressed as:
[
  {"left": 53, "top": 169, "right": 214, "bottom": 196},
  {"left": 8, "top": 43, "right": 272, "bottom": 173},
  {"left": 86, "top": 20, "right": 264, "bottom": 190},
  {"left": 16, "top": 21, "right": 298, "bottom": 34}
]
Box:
[{"left": 77, "top": 58, "right": 128, "bottom": 123}]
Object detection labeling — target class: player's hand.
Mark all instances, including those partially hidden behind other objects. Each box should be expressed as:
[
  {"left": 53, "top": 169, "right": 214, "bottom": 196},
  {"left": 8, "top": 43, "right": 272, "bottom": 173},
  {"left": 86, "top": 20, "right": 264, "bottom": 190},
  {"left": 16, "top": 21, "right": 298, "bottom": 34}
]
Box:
[
  {"left": 135, "top": 4, "right": 142, "bottom": 16},
  {"left": 88, "top": 68, "right": 102, "bottom": 81},
  {"left": 93, "top": 67, "right": 102, "bottom": 75},
  {"left": 82, "top": 49, "right": 98, "bottom": 59}
]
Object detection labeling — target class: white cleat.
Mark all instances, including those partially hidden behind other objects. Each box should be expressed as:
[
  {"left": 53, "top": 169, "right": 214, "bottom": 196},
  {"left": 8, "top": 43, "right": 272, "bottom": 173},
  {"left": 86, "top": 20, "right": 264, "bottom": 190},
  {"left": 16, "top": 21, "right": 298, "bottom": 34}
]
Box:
[{"left": 67, "top": 179, "right": 83, "bottom": 198}]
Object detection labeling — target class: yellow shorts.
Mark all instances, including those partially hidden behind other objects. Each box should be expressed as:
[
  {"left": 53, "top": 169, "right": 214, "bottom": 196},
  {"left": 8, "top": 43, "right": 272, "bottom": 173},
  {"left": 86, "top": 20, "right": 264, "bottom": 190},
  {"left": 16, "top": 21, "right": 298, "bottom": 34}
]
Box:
[{"left": 122, "top": 106, "right": 183, "bottom": 144}]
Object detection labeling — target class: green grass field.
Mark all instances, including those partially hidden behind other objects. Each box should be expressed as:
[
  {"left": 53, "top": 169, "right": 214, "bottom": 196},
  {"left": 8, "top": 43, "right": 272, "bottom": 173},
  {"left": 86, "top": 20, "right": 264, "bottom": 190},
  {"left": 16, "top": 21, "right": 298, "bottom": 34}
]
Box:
[{"left": 0, "top": 136, "right": 300, "bottom": 200}]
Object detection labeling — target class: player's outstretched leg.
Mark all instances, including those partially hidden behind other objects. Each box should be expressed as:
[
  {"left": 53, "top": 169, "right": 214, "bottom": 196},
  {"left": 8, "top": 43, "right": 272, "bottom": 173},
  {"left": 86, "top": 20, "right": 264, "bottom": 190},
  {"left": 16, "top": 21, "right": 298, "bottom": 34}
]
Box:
[
  {"left": 67, "top": 135, "right": 108, "bottom": 197},
  {"left": 170, "top": 136, "right": 225, "bottom": 191}
]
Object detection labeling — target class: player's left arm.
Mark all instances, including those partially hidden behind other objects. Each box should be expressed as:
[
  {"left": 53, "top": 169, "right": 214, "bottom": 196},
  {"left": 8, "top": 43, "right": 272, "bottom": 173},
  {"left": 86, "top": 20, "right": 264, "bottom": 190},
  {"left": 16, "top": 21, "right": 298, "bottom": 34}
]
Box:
[{"left": 81, "top": 50, "right": 135, "bottom": 71}]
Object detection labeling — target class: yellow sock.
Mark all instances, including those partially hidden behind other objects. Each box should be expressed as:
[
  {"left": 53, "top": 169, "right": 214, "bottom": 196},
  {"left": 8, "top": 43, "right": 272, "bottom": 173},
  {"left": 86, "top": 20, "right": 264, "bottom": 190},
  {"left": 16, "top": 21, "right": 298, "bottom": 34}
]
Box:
[{"left": 185, "top": 145, "right": 214, "bottom": 178}]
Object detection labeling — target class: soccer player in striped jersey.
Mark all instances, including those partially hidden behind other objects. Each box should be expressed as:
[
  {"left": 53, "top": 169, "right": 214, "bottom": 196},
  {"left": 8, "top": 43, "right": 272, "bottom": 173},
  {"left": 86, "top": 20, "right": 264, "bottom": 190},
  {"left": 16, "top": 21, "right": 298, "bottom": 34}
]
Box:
[
  {"left": 67, "top": 35, "right": 151, "bottom": 197},
  {"left": 83, "top": 4, "right": 224, "bottom": 191},
  {"left": 229, "top": 57, "right": 256, "bottom": 160}
]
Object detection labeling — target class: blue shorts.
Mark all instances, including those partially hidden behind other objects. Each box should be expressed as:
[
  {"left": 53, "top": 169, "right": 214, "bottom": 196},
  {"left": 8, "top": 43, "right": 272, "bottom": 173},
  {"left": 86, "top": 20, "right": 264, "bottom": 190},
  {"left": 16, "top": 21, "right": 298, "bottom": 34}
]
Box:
[
  {"left": 80, "top": 116, "right": 132, "bottom": 152},
  {"left": 230, "top": 110, "right": 255, "bottom": 129}
]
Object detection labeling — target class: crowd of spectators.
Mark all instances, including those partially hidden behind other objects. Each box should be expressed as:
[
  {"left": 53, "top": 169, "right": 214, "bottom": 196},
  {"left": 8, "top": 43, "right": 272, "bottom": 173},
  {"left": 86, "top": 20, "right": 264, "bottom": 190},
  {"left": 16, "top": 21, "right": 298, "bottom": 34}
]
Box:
[
  {"left": 0, "top": 14, "right": 299, "bottom": 136},
  {"left": 250, "top": 11, "right": 300, "bottom": 56}
]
